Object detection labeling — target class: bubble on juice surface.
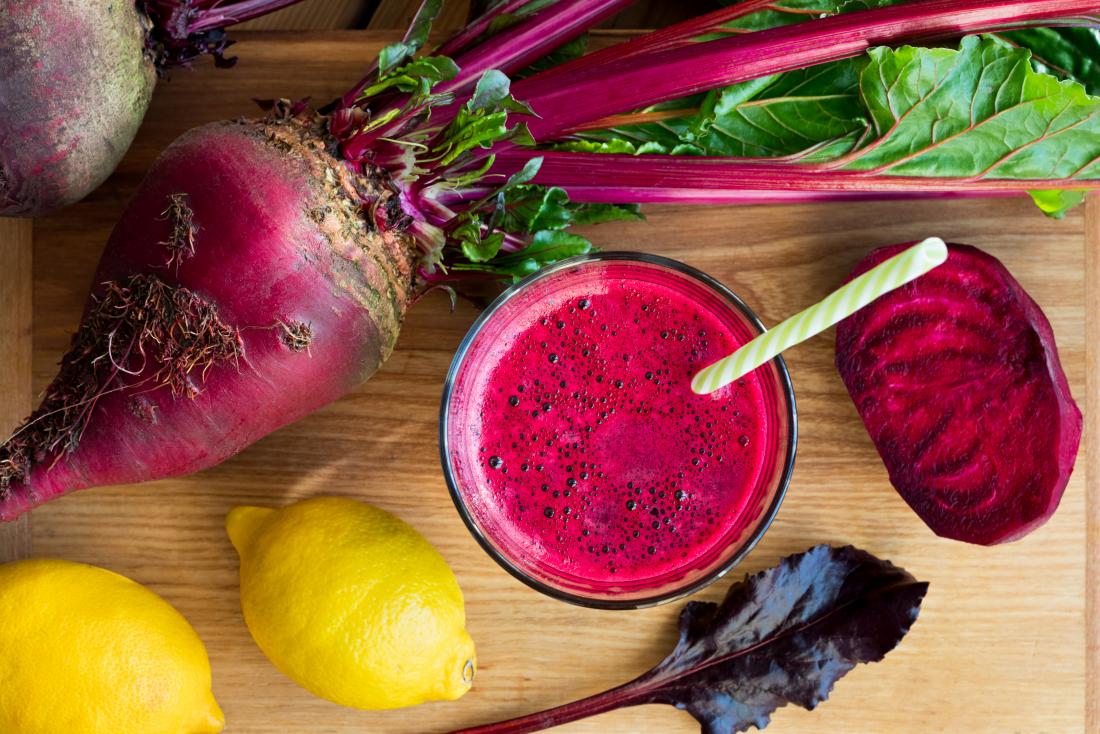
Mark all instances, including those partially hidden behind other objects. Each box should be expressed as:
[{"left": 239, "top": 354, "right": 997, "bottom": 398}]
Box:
[{"left": 459, "top": 275, "right": 771, "bottom": 584}]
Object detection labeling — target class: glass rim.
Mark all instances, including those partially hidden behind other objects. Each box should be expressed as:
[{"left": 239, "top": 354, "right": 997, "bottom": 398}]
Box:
[{"left": 439, "top": 251, "right": 798, "bottom": 610}]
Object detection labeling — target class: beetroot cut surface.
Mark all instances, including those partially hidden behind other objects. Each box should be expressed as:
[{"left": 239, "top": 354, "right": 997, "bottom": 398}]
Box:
[{"left": 835, "top": 243, "right": 1081, "bottom": 545}]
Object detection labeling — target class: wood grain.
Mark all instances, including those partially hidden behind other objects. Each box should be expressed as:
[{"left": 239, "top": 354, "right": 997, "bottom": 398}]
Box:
[
  {"left": 21, "top": 31, "right": 1089, "bottom": 734},
  {"left": 373, "top": 0, "right": 725, "bottom": 30},
  {"left": 369, "top": 0, "right": 472, "bottom": 30},
  {"left": 236, "top": 0, "right": 372, "bottom": 30},
  {"left": 0, "top": 219, "right": 32, "bottom": 562},
  {"left": 1086, "top": 195, "right": 1098, "bottom": 734}
]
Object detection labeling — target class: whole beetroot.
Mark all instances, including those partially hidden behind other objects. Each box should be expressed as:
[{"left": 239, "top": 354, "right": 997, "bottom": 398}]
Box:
[
  {"left": 0, "top": 115, "right": 415, "bottom": 516},
  {"left": 0, "top": 0, "right": 306, "bottom": 217}
]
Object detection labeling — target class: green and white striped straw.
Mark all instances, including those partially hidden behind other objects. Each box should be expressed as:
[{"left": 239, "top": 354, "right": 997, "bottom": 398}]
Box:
[{"left": 692, "top": 237, "right": 948, "bottom": 395}]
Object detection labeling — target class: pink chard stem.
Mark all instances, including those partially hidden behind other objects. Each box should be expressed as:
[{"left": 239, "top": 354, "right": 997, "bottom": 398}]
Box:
[
  {"left": 434, "top": 0, "right": 542, "bottom": 59},
  {"left": 354, "top": 0, "right": 639, "bottom": 144},
  {"left": 344, "top": 0, "right": 636, "bottom": 134},
  {"left": 186, "top": 0, "right": 309, "bottom": 32},
  {"left": 485, "top": 152, "right": 1093, "bottom": 204},
  {"left": 524, "top": 0, "right": 778, "bottom": 85},
  {"left": 510, "top": 0, "right": 1100, "bottom": 141},
  {"left": 441, "top": 0, "right": 640, "bottom": 97}
]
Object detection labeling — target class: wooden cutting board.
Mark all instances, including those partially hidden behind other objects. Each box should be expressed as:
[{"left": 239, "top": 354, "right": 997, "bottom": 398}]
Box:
[{"left": 4, "top": 31, "right": 1093, "bottom": 734}]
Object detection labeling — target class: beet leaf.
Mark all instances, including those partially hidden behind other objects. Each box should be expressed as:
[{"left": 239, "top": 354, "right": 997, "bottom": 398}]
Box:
[
  {"left": 838, "top": 36, "right": 1100, "bottom": 180},
  {"left": 607, "top": 60, "right": 868, "bottom": 160},
  {"left": 448, "top": 545, "right": 927, "bottom": 734},
  {"left": 486, "top": 36, "right": 1100, "bottom": 216},
  {"left": 1002, "top": 26, "right": 1100, "bottom": 92},
  {"left": 719, "top": 0, "right": 1100, "bottom": 93},
  {"left": 718, "top": 0, "right": 900, "bottom": 32},
  {"left": 582, "top": 0, "right": 1100, "bottom": 161},
  {"left": 378, "top": 0, "right": 445, "bottom": 76},
  {"left": 332, "top": 0, "right": 1100, "bottom": 287}
]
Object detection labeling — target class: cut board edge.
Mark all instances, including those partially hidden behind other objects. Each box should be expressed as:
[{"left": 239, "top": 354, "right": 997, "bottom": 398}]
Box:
[{"left": 0, "top": 218, "right": 33, "bottom": 561}]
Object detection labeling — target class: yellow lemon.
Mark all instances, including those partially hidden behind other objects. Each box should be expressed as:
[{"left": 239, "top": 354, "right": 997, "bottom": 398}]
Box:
[
  {"left": 0, "top": 558, "right": 223, "bottom": 734},
  {"left": 226, "top": 496, "right": 476, "bottom": 710}
]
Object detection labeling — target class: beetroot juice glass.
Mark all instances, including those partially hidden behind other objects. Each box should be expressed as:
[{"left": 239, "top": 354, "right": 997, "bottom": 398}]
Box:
[{"left": 441, "top": 253, "right": 796, "bottom": 608}]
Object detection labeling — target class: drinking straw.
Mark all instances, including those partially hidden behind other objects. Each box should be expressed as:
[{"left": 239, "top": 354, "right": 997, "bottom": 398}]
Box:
[{"left": 691, "top": 237, "right": 948, "bottom": 395}]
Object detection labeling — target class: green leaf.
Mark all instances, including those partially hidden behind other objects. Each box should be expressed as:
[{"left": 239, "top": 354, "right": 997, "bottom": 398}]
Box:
[
  {"left": 843, "top": 36, "right": 1100, "bottom": 182},
  {"left": 1000, "top": 28, "right": 1100, "bottom": 95},
  {"left": 509, "top": 122, "right": 537, "bottom": 148},
  {"left": 378, "top": 43, "right": 414, "bottom": 78},
  {"left": 718, "top": 0, "right": 898, "bottom": 32},
  {"left": 462, "top": 231, "right": 505, "bottom": 263},
  {"left": 455, "top": 217, "right": 505, "bottom": 263},
  {"left": 438, "top": 109, "right": 511, "bottom": 165},
  {"left": 378, "top": 0, "right": 445, "bottom": 76},
  {"left": 493, "top": 185, "right": 642, "bottom": 235},
  {"left": 467, "top": 71, "right": 536, "bottom": 116},
  {"left": 500, "top": 186, "right": 574, "bottom": 232},
  {"left": 1028, "top": 189, "right": 1087, "bottom": 219},
  {"left": 674, "top": 60, "right": 868, "bottom": 158},
  {"left": 504, "top": 156, "right": 544, "bottom": 188},
  {"left": 504, "top": 230, "right": 594, "bottom": 264},
  {"left": 470, "top": 70, "right": 513, "bottom": 111},
  {"left": 463, "top": 230, "right": 594, "bottom": 281},
  {"left": 553, "top": 139, "right": 644, "bottom": 154},
  {"left": 363, "top": 56, "right": 459, "bottom": 97},
  {"left": 430, "top": 71, "right": 537, "bottom": 167},
  {"left": 612, "top": 0, "right": 1100, "bottom": 165},
  {"left": 570, "top": 202, "right": 643, "bottom": 226}
]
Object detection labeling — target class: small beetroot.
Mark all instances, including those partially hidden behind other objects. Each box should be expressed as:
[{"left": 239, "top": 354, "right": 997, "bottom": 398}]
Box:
[
  {"left": 835, "top": 243, "right": 1081, "bottom": 545},
  {"left": 0, "top": 0, "right": 306, "bottom": 217}
]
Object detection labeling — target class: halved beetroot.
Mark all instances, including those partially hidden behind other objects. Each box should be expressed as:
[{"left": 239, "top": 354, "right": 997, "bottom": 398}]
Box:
[{"left": 835, "top": 243, "right": 1081, "bottom": 545}]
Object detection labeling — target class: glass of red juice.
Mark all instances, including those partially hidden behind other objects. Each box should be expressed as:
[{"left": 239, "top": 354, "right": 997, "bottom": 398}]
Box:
[{"left": 441, "top": 253, "right": 796, "bottom": 608}]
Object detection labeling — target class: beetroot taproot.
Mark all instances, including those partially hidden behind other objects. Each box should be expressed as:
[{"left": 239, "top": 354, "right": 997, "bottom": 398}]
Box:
[
  {"left": 835, "top": 244, "right": 1081, "bottom": 545},
  {"left": 3, "top": 0, "right": 1100, "bottom": 519},
  {"left": 0, "top": 0, "right": 306, "bottom": 216},
  {"left": 0, "top": 117, "right": 413, "bottom": 518}
]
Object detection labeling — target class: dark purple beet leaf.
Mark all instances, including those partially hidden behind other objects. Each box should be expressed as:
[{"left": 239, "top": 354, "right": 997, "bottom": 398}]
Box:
[{"left": 448, "top": 545, "right": 928, "bottom": 734}]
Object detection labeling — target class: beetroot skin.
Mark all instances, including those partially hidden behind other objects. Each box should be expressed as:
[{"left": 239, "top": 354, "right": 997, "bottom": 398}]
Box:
[
  {"left": 1, "top": 0, "right": 304, "bottom": 216},
  {"left": 835, "top": 243, "right": 1081, "bottom": 545},
  {"left": 0, "top": 116, "right": 415, "bottom": 518},
  {"left": 0, "top": 0, "right": 156, "bottom": 216}
]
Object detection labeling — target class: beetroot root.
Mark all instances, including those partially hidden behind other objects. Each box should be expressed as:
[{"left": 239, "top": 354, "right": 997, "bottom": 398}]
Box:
[
  {"left": 0, "top": 115, "right": 415, "bottom": 518},
  {"left": 1, "top": 0, "right": 156, "bottom": 216},
  {"left": 1, "top": 0, "right": 308, "bottom": 217},
  {"left": 835, "top": 244, "right": 1081, "bottom": 545}
]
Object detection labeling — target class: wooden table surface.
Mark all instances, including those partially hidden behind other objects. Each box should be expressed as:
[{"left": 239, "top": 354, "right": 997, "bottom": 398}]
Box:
[{"left": 3, "top": 31, "right": 1093, "bottom": 734}]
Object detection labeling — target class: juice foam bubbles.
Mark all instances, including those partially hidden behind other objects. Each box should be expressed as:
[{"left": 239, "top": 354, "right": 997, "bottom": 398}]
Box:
[{"left": 446, "top": 258, "right": 788, "bottom": 599}]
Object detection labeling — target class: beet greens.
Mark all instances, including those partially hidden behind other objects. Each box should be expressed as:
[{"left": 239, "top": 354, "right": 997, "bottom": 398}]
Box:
[{"left": 448, "top": 545, "right": 928, "bottom": 734}]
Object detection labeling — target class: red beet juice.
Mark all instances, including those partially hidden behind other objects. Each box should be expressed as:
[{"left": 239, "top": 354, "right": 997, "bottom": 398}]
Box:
[{"left": 442, "top": 254, "right": 794, "bottom": 606}]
